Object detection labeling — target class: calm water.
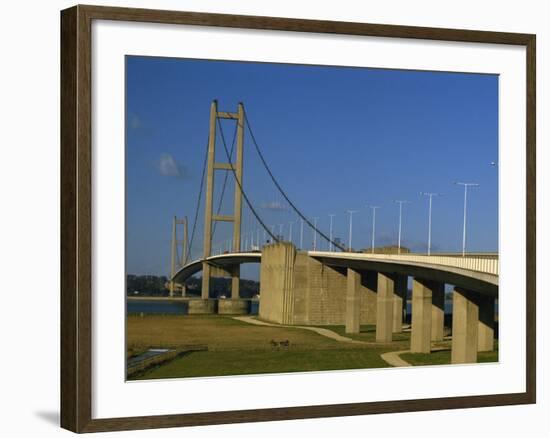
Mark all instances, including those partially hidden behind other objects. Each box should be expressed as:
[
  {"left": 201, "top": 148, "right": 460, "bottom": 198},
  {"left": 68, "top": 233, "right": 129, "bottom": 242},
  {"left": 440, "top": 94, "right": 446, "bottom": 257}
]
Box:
[
  {"left": 129, "top": 300, "right": 492, "bottom": 318},
  {"left": 127, "top": 300, "right": 188, "bottom": 315},
  {"left": 127, "top": 299, "right": 259, "bottom": 315}
]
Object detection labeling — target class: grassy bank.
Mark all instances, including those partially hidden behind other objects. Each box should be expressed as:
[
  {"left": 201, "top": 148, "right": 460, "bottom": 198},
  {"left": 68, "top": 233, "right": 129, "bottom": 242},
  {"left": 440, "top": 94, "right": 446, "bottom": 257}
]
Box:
[
  {"left": 127, "top": 315, "right": 408, "bottom": 379},
  {"left": 400, "top": 341, "right": 499, "bottom": 366},
  {"left": 127, "top": 315, "right": 498, "bottom": 379},
  {"left": 135, "top": 348, "right": 393, "bottom": 379}
]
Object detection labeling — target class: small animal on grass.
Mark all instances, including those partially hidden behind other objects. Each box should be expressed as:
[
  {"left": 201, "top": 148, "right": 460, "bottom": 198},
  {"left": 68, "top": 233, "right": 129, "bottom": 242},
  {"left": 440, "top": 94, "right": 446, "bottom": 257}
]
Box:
[{"left": 269, "top": 340, "right": 291, "bottom": 349}]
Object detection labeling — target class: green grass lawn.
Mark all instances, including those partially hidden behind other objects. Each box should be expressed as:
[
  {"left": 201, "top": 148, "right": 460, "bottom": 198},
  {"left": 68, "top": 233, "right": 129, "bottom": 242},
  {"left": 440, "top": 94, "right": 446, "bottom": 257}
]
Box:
[
  {"left": 401, "top": 344, "right": 499, "bottom": 366},
  {"left": 133, "top": 348, "right": 392, "bottom": 379},
  {"left": 127, "top": 314, "right": 355, "bottom": 353},
  {"left": 318, "top": 324, "right": 411, "bottom": 343},
  {"left": 127, "top": 315, "right": 406, "bottom": 379},
  {"left": 127, "top": 315, "right": 497, "bottom": 379}
]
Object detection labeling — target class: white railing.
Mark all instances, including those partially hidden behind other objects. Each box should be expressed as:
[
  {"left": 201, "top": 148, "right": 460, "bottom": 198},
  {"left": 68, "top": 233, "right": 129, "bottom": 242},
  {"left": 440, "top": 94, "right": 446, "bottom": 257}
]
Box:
[{"left": 310, "top": 252, "right": 499, "bottom": 276}]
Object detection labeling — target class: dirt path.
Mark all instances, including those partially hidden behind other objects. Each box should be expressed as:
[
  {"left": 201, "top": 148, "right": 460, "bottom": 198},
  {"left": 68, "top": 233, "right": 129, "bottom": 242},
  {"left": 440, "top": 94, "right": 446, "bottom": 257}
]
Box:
[
  {"left": 380, "top": 350, "right": 412, "bottom": 367},
  {"left": 233, "top": 316, "right": 373, "bottom": 345},
  {"left": 232, "top": 316, "right": 419, "bottom": 368}
]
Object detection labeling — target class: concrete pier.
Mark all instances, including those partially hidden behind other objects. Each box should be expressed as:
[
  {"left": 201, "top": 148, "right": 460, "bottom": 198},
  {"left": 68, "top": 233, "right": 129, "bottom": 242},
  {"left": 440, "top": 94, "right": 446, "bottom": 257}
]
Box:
[
  {"left": 477, "top": 295, "right": 495, "bottom": 352},
  {"left": 259, "top": 243, "right": 375, "bottom": 326},
  {"left": 431, "top": 282, "right": 445, "bottom": 342},
  {"left": 376, "top": 272, "right": 396, "bottom": 343},
  {"left": 451, "top": 288, "right": 479, "bottom": 364},
  {"left": 392, "top": 274, "right": 407, "bottom": 333},
  {"left": 188, "top": 298, "right": 217, "bottom": 314},
  {"left": 410, "top": 278, "right": 443, "bottom": 353},
  {"left": 218, "top": 299, "right": 250, "bottom": 315},
  {"left": 360, "top": 271, "right": 378, "bottom": 325},
  {"left": 345, "top": 268, "right": 362, "bottom": 333},
  {"left": 259, "top": 243, "right": 297, "bottom": 324},
  {"left": 231, "top": 265, "right": 240, "bottom": 299},
  {"left": 201, "top": 263, "right": 211, "bottom": 299}
]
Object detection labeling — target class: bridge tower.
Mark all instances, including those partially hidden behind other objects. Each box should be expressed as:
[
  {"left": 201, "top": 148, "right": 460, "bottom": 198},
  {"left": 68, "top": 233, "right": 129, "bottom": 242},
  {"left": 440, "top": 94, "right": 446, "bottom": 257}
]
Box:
[
  {"left": 202, "top": 100, "right": 244, "bottom": 299},
  {"left": 169, "top": 215, "right": 188, "bottom": 297}
]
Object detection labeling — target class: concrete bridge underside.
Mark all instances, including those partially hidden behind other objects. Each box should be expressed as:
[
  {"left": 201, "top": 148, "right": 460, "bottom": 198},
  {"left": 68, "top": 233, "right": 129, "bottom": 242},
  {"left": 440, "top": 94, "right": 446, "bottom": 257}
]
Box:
[
  {"left": 172, "top": 252, "right": 261, "bottom": 285},
  {"left": 172, "top": 243, "right": 498, "bottom": 364}
]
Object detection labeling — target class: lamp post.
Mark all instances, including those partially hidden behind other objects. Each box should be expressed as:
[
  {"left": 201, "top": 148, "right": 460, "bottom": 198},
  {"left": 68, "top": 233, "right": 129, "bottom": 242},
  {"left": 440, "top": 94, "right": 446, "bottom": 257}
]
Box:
[
  {"left": 289, "top": 221, "right": 294, "bottom": 244},
  {"left": 394, "top": 200, "right": 410, "bottom": 255},
  {"left": 328, "top": 214, "right": 336, "bottom": 252},
  {"left": 300, "top": 218, "right": 304, "bottom": 249},
  {"left": 420, "top": 192, "right": 441, "bottom": 256},
  {"left": 368, "top": 206, "right": 380, "bottom": 254},
  {"left": 455, "top": 182, "right": 479, "bottom": 257},
  {"left": 313, "top": 217, "right": 319, "bottom": 250},
  {"left": 346, "top": 210, "right": 358, "bottom": 252}
]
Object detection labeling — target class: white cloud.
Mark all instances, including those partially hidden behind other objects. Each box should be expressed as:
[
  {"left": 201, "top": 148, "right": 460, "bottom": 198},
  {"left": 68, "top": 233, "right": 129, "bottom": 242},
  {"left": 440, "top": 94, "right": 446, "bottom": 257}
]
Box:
[
  {"left": 129, "top": 114, "right": 141, "bottom": 130},
  {"left": 155, "top": 153, "right": 184, "bottom": 177}
]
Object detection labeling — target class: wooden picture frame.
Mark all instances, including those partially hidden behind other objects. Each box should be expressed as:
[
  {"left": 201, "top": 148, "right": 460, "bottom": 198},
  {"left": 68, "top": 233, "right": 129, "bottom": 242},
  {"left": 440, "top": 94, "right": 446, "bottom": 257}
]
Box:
[{"left": 60, "top": 4, "right": 536, "bottom": 433}]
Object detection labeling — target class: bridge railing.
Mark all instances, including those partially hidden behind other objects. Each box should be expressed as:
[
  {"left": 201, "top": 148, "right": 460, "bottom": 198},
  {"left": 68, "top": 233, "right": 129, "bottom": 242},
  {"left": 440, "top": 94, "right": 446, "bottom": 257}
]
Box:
[{"left": 311, "top": 252, "right": 499, "bottom": 276}]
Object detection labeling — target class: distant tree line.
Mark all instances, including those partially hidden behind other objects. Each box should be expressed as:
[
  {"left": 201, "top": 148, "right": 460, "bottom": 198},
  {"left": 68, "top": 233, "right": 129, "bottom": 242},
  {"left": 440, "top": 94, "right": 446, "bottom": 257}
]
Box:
[
  {"left": 127, "top": 274, "right": 168, "bottom": 296},
  {"left": 126, "top": 274, "right": 260, "bottom": 298}
]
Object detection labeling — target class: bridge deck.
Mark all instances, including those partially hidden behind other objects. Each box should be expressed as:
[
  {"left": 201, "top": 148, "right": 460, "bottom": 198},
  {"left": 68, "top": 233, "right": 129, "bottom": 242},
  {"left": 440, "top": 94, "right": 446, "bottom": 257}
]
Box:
[{"left": 172, "top": 250, "right": 498, "bottom": 295}]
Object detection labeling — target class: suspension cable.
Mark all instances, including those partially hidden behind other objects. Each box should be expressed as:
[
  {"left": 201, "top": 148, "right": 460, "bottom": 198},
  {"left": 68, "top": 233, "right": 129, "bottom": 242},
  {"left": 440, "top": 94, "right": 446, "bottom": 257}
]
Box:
[
  {"left": 185, "top": 137, "right": 209, "bottom": 264},
  {"left": 242, "top": 107, "right": 346, "bottom": 251},
  {"left": 215, "top": 116, "right": 280, "bottom": 244}
]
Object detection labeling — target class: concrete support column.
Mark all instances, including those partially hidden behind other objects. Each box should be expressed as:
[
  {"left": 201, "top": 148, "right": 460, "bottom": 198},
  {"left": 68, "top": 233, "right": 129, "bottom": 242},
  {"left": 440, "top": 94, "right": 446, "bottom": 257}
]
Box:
[
  {"left": 431, "top": 282, "right": 445, "bottom": 342},
  {"left": 170, "top": 216, "right": 177, "bottom": 298},
  {"left": 345, "top": 268, "right": 361, "bottom": 334},
  {"left": 451, "top": 288, "right": 479, "bottom": 364},
  {"left": 181, "top": 284, "right": 187, "bottom": 298},
  {"left": 410, "top": 278, "right": 433, "bottom": 353},
  {"left": 477, "top": 295, "right": 495, "bottom": 352},
  {"left": 201, "top": 101, "right": 217, "bottom": 300},
  {"left": 231, "top": 265, "right": 240, "bottom": 299},
  {"left": 392, "top": 274, "right": 407, "bottom": 333},
  {"left": 258, "top": 242, "right": 297, "bottom": 324},
  {"left": 201, "top": 263, "right": 210, "bottom": 299},
  {"left": 376, "top": 272, "right": 395, "bottom": 343},
  {"left": 360, "top": 271, "right": 377, "bottom": 325}
]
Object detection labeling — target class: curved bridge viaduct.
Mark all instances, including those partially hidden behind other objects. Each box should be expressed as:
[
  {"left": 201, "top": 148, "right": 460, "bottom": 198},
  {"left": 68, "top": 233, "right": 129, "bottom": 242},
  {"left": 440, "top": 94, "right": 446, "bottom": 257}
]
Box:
[{"left": 172, "top": 242, "right": 498, "bottom": 365}]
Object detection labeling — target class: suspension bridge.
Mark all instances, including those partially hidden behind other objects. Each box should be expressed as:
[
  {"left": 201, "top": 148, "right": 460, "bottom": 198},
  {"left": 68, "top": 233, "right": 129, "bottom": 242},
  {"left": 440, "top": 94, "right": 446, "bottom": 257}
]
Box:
[{"left": 165, "top": 100, "right": 498, "bottom": 365}]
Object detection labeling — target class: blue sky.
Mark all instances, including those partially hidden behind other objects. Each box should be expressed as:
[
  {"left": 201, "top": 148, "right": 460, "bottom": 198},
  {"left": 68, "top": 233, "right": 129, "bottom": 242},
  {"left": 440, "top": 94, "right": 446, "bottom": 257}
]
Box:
[{"left": 126, "top": 56, "right": 498, "bottom": 277}]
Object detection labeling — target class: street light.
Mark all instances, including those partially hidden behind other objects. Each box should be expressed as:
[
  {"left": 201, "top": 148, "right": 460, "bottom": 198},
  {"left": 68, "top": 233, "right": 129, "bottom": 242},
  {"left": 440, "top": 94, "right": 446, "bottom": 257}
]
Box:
[
  {"left": 394, "top": 200, "right": 410, "bottom": 255},
  {"left": 455, "top": 182, "right": 480, "bottom": 257},
  {"left": 312, "top": 217, "right": 319, "bottom": 250},
  {"left": 368, "top": 206, "right": 380, "bottom": 254},
  {"left": 300, "top": 218, "right": 304, "bottom": 249},
  {"left": 328, "top": 214, "right": 336, "bottom": 252},
  {"left": 289, "top": 221, "right": 294, "bottom": 244},
  {"left": 346, "top": 210, "right": 358, "bottom": 252},
  {"left": 420, "top": 192, "right": 441, "bottom": 256}
]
